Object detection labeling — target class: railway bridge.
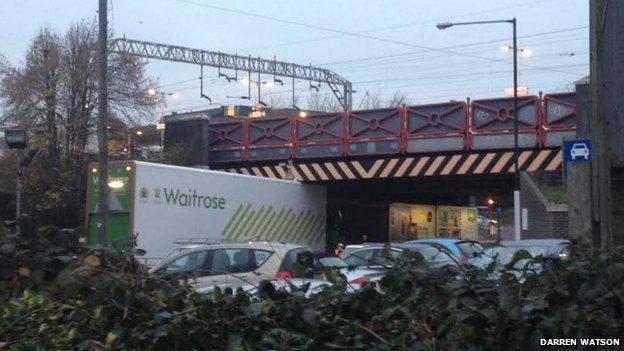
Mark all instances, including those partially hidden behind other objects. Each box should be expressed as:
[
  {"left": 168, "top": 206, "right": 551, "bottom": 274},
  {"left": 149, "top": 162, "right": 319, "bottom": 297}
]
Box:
[{"left": 166, "top": 92, "right": 577, "bottom": 243}]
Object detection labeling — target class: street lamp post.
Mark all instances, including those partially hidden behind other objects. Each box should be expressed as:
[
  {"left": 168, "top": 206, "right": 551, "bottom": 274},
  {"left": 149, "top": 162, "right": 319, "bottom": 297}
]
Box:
[
  {"left": 147, "top": 89, "right": 178, "bottom": 154},
  {"left": 437, "top": 18, "right": 521, "bottom": 241},
  {"left": 4, "top": 129, "right": 28, "bottom": 235}
]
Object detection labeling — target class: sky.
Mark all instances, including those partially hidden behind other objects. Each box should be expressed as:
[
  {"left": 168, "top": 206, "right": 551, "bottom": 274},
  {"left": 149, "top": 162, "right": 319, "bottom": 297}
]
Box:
[{"left": 0, "top": 0, "right": 589, "bottom": 122}]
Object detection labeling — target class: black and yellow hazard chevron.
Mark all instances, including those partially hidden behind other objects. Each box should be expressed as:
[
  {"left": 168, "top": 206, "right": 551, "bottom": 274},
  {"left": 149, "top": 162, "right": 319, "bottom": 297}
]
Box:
[{"left": 218, "top": 148, "right": 562, "bottom": 182}]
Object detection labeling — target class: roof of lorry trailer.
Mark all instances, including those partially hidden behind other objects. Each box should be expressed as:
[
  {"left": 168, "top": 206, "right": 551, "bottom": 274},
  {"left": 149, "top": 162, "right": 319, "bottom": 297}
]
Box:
[{"left": 132, "top": 161, "right": 304, "bottom": 185}]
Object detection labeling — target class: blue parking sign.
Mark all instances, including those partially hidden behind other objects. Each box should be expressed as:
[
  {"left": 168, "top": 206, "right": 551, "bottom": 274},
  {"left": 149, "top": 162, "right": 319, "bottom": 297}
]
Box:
[{"left": 563, "top": 139, "right": 591, "bottom": 162}]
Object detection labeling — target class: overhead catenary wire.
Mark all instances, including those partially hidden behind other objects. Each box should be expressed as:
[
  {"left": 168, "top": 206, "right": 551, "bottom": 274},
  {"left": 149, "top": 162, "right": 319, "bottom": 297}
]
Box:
[
  {"left": 151, "top": 30, "right": 587, "bottom": 98},
  {"left": 166, "top": 81, "right": 573, "bottom": 114},
  {"left": 169, "top": 0, "right": 583, "bottom": 76},
  {"left": 318, "top": 26, "right": 588, "bottom": 67},
  {"left": 333, "top": 39, "right": 588, "bottom": 77},
  {"left": 148, "top": 20, "right": 586, "bottom": 110},
  {"left": 235, "top": 0, "right": 565, "bottom": 52},
  {"left": 321, "top": 35, "right": 588, "bottom": 74},
  {"left": 159, "top": 42, "right": 587, "bottom": 100}
]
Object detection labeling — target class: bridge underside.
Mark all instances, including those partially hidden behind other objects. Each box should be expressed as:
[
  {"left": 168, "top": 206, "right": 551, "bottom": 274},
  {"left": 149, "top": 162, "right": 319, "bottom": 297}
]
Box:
[
  {"left": 217, "top": 148, "right": 562, "bottom": 182},
  {"left": 325, "top": 173, "right": 517, "bottom": 243},
  {"left": 215, "top": 148, "right": 562, "bottom": 244}
]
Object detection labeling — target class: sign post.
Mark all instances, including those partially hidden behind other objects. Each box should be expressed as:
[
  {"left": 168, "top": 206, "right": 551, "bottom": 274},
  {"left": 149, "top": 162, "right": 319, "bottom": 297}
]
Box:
[{"left": 563, "top": 139, "right": 592, "bottom": 183}]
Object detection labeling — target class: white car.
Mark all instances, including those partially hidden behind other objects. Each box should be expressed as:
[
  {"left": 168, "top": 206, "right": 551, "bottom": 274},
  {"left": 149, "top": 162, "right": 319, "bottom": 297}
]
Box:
[
  {"left": 570, "top": 143, "right": 590, "bottom": 160},
  {"left": 148, "top": 242, "right": 311, "bottom": 292},
  {"left": 312, "top": 252, "right": 386, "bottom": 285}
]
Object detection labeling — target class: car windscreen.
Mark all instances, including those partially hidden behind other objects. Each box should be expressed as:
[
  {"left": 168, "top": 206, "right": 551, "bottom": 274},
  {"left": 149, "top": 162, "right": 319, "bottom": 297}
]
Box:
[
  {"left": 318, "top": 256, "right": 349, "bottom": 268},
  {"left": 456, "top": 241, "right": 484, "bottom": 258},
  {"left": 507, "top": 245, "right": 550, "bottom": 258},
  {"left": 408, "top": 245, "right": 455, "bottom": 264},
  {"left": 343, "top": 249, "right": 377, "bottom": 267},
  {"left": 488, "top": 246, "right": 521, "bottom": 265},
  {"left": 280, "top": 248, "right": 314, "bottom": 277},
  {"left": 546, "top": 244, "right": 569, "bottom": 258}
]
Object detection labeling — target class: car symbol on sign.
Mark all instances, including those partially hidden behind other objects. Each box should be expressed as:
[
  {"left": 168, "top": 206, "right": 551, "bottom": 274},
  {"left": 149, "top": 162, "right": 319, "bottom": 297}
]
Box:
[{"left": 570, "top": 143, "right": 590, "bottom": 160}]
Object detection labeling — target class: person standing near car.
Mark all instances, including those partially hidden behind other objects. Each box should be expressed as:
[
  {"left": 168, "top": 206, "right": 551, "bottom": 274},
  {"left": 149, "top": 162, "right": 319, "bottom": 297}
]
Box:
[{"left": 334, "top": 243, "right": 345, "bottom": 257}]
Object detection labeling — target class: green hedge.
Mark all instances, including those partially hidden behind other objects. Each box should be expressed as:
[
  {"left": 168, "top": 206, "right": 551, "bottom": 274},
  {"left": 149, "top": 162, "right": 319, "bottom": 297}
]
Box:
[{"left": 0, "top": 233, "right": 622, "bottom": 350}]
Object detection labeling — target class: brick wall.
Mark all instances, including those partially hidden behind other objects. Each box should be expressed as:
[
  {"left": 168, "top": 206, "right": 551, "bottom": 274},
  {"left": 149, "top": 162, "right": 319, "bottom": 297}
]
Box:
[{"left": 520, "top": 172, "right": 569, "bottom": 239}]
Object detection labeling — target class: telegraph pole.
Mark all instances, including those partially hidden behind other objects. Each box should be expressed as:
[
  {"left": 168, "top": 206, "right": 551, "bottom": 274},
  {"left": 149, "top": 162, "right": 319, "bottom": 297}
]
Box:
[
  {"left": 97, "top": 0, "right": 109, "bottom": 246},
  {"left": 512, "top": 18, "right": 521, "bottom": 241},
  {"left": 15, "top": 150, "right": 22, "bottom": 235}
]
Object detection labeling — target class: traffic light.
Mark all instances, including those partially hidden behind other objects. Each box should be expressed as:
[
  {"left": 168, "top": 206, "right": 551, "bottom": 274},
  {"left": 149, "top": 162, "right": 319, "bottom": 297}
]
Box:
[{"left": 485, "top": 197, "right": 495, "bottom": 207}]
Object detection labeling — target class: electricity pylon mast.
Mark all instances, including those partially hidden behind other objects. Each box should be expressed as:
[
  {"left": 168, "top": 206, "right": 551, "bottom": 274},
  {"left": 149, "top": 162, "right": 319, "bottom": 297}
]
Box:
[{"left": 109, "top": 38, "right": 353, "bottom": 111}]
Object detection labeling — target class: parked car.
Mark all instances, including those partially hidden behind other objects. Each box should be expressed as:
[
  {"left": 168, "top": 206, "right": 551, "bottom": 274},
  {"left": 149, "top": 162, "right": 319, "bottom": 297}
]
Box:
[
  {"left": 340, "top": 243, "right": 385, "bottom": 259},
  {"left": 405, "top": 238, "right": 493, "bottom": 268},
  {"left": 483, "top": 245, "right": 522, "bottom": 266},
  {"left": 149, "top": 242, "right": 311, "bottom": 291},
  {"left": 196, "top": 252, "right": 368, "bottom": 297},
  {"left": 483, "top": 239, "right": 570, "bottom": 281},
  {"left": 343, "top": 243, "right": 456, "bottom": 271},
  {"left": 312, "top": 252, "right": 387, "bottom": 285},
  {"left": 483, "top": 244, "right": 541, "bottom": 272},
  {"left": 500, "top": 239, "right": 570, "bottom": 260}
]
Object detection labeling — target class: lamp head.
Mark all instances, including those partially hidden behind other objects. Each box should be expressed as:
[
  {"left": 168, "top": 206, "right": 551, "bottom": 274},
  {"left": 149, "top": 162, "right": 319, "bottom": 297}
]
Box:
[
  {"left": 4, "top": 129, "right": 27, "bottom": 149},
  {"left": 436, "top": 22, "right": 453, "bottom": 30}
]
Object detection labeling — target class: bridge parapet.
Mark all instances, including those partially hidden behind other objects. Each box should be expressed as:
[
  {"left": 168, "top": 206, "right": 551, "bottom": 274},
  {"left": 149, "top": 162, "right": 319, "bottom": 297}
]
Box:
[
  {"left": 542, "top": 92, "right": 577, "bottom": 147},
  {"left": 207, "top": 93, "right": 576, "bottom": 165}
]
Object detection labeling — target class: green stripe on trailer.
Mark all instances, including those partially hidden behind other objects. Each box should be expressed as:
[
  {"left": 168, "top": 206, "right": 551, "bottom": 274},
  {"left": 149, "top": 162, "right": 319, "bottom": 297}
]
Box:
[
  {"left": 292, "top": 210, "right": 312, "bottom": 243},
  {"left": 268, "top": 208, "right": 292, "bottom": 241},
  {"left": 309, "top": 215, "right": 327, "bottom": 247},
  {"left": 224, "top": 203, "right": 252, "bottom": 238},
  {"left": 275, "top": 210, "right": 299, "bottom": 242},
  {"left": 280, "top": 210, "right": 308, "bottom": 243},
  {"left": 232, "top": 207, "right": 257, "bottom": 240},
  {"left": 248, "top": 205, "right": 272, "bottom": 238},
  {"left": 301, "top": 212, "right": 320, "bottom": 242},
  {"left": 261, "top": 207, "right": 283, "bottom": 237},
  {"left": 241, "top": 205, "right": 271, "bottom": 240},
  {"left": 257, "top": 209, "right": 275, "bottom": 237},
  {"left": 263, "top": 208, "right": 286, "bottom": 239},
  {"left": 235, "top": 206, "right": 264, "bottom": 240},
  {"left": 221, "top": 203, "right": 246, "bottom": 238}
]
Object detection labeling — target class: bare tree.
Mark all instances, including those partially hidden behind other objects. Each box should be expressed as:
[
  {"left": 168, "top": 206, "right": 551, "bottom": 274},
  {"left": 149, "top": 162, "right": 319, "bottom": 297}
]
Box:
[
  {"left": 264, "top": 92, "right": 287, "bottom": 109},
  {"left": 0, "top": 29, "right": 63, "bottom": 163},
  {"left": 305, "top": 92, "right": 341, "bottom": 112},
  {"left": 385, "top": 91, "right": 410, "bottom": 107},
  {"left": 358, "top": 90, "right": 383, "bottom": 110},
  {"left": 0, "top": 21, "right": 157, "bottom": 226}
]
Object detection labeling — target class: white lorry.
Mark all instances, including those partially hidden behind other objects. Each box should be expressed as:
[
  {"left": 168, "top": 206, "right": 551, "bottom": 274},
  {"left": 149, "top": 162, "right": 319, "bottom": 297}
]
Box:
[{"left": 85, "top": 161, "right": 326, "bottom": 265}]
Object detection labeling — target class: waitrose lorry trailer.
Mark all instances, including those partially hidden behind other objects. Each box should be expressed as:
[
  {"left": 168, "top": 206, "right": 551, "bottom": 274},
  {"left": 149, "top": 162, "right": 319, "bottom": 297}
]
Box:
[{"left": 85, "top": 161, "right": 326, "bottom": 264}]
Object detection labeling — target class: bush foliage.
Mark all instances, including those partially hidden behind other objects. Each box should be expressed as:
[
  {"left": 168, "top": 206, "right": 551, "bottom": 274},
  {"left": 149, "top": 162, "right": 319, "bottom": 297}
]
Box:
[{"left": 0, "top": 231, "right": 623, "bottom": 350}]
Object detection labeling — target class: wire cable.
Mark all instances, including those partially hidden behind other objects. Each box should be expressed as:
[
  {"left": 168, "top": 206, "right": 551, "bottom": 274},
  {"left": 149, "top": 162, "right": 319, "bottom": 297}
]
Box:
[
  {"left": 236, "top": 0, "right": 565, "bottom": 52},
  {"left": 169, "top": 0, "right": 584, "bottom": 76}
]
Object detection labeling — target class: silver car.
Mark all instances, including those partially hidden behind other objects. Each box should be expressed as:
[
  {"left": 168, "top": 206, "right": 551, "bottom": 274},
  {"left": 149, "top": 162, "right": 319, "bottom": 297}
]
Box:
[
  {"left": 342, "top": 243, "right": 457, "bottom": 267},
  {"left": 148, "top": 242, "right": 309, "bottom": 291}
]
